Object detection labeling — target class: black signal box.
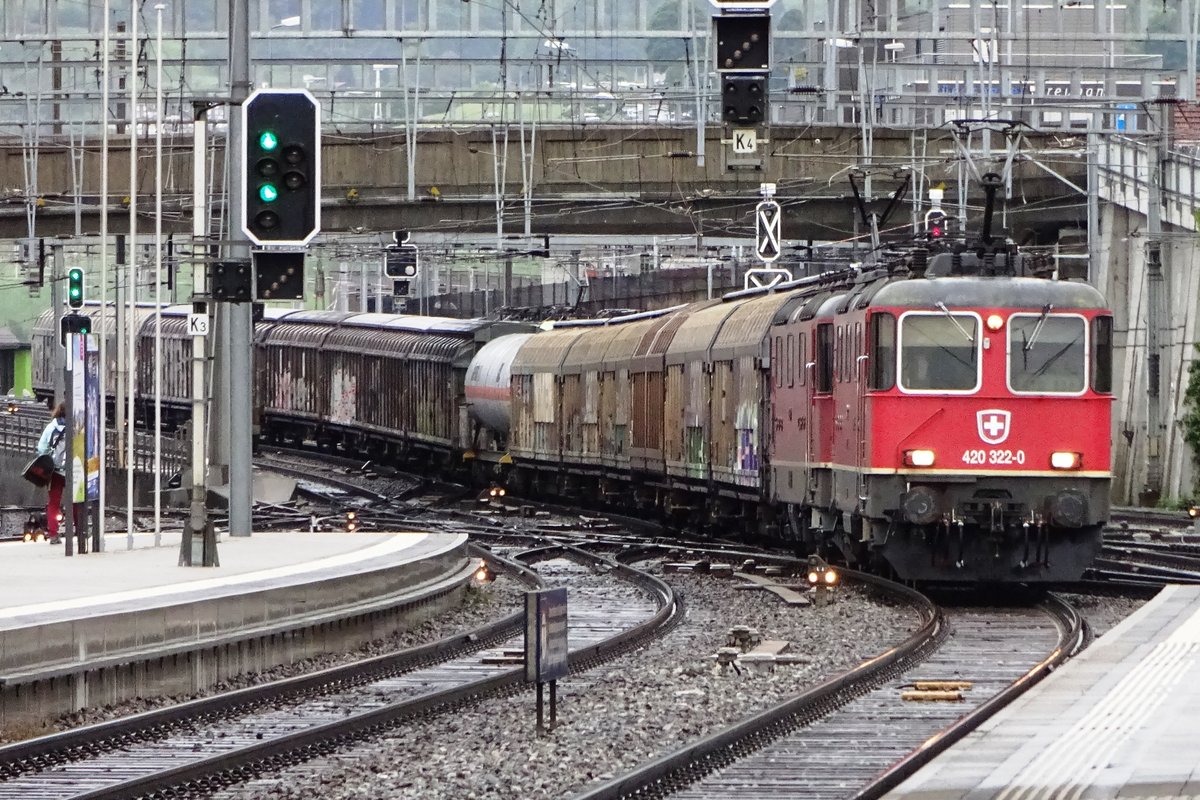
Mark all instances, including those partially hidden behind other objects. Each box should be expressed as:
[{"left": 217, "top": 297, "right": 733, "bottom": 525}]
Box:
[
  {"left": 384, "top": 246, "right": 419, "bottom": 279},
  {"left": 254, "top": 251, "right": 305, "bottom": 300},
  {"left": 714, "top": 13, "right": 771, "bottom": 72},
  {"left": 60, "top": 313, "right": 92, "bottom": 346},
  {"left": 209, "top": 261, "right": 253, "bottom": 303},
  {"left": 722, "top": 74, "right": 767, "bottom": 124}
]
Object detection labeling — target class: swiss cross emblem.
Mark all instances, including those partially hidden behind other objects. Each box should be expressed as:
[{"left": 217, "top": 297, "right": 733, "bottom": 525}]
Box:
[{"left": 977, "top": 409, "right": 1011, "bottom": 445}]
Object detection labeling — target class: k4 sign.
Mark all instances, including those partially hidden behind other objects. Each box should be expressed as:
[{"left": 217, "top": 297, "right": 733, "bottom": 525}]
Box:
[{"left": 732, "top": 128, "right": 757, "bottom": 154}]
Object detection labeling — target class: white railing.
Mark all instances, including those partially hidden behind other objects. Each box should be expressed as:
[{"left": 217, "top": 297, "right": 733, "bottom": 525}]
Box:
[{"left": 1096, "top": 137, "right": 1200, "bottom": 232}]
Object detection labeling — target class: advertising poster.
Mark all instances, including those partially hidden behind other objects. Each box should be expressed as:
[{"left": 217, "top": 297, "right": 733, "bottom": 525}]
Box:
[
  {"left": 69, "top": 334, "right": 87, "bottom": 503},
  {"left": 85, "top": 335, "right": 100, "bottom": 501}
]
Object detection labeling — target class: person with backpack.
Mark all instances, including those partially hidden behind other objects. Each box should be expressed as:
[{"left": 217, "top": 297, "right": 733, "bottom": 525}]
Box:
[{"left": 36, "top": 402, "right": 68, "bottom": 543}]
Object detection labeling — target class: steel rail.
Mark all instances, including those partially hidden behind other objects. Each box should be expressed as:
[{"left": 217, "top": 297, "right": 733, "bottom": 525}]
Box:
[
  {"left": 61, "top": 544, "right": 680, "bottom": 800},
  {"left": 0, "top": 546, "right": 539, "bottom": 781},
  {"left": 570, "top": 570, "right": 942, "bottom": 800},
  {"left": 847, "top": 592, "right": 1088, "bottom": 800}
]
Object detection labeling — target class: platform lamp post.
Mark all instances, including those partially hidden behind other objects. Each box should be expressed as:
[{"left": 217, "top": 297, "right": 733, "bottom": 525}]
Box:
[
  {"left": 126, "top": 0, "right": 139, "bottom": 552},
  {"left": 153, "top": 2, "right": 165, "bottom": 547},
  {"left": 97, "top": 0, "right": 112, "bottom": 553}
]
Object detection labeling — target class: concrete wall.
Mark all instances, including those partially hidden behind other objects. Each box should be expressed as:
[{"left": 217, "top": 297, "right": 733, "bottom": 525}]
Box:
[
  {"left": 1102, "top": 204, "right": 1200, "bottom": 505},
  {"left": 0, "top": 538, "right": 474, "bottom": 730}
]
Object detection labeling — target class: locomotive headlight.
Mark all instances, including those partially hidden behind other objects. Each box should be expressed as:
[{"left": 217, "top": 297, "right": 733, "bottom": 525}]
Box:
[
  {"left": 1050, "top": 451, "right": 1081, "bottom": 470},
  {"left": 904, "top": 449, "right": 936, "bottom": 467},
  {"left": 986, "top": 314, "right": 1004, "bottom": 332}
]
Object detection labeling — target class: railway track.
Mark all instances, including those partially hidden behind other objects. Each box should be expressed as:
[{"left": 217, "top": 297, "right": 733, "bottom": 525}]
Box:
[
  {"left": 1, "top": 437, "right": 1170, "bottom": 798},
  {"left": 0, "top": 544, "right": 677, "bottom": 799},
  {"left": 575, "top": 592, "right": 1084, "bottom": 800}
]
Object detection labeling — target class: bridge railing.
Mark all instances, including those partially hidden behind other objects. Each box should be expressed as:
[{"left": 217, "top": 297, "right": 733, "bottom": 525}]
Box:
[{"left": 1097, "top": 137, "right": 1200, "bottom": 232}]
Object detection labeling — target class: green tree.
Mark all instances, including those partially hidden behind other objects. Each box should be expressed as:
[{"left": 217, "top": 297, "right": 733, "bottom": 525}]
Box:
[{"left": 1181, "top": 343, "right": 1200, "bottom": 499}]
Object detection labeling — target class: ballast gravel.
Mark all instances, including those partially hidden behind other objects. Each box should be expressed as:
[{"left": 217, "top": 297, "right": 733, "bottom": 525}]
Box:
[
  {"left": 41, "top": 580, "right": 528, "bottom": 737},
  {"left": 215, "top": 563, "right": 921, "bottom": 800}
]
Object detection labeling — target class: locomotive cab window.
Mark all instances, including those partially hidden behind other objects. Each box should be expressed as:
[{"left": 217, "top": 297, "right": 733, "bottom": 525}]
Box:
[
  {"left": 815, "top": 323, "right": 833, "bottom": 393},
  {"left": 1092, "top": 315, "right": 1113, "bottom": 393},
  {"left": 1008, "top": 313, "right": 1087, "bottom": 394},
  {"left": 898, "top": 312, "right": 980, "bottom": 393},
  {"left": 869, "top": 313, "right": 895, "bottom": 390}
]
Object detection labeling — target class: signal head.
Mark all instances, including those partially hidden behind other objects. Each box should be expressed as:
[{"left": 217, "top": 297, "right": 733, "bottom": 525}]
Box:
[
  {"left": 67, "top": 267, "right": 85, "bottom": 309},
  {"left": 242, "top": 90, "right": 321, "bottom": 246}
]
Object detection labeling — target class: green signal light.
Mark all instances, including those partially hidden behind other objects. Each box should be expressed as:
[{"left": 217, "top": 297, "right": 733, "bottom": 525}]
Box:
[
  {"left": 259, "top": 131, "right": 279, "bottom": 151},
  {"left": 67, "top": 268, "right": 85, "bottom": 307},
  {"left": 259, "top": 184, "right": 279, "bottom": 203}
]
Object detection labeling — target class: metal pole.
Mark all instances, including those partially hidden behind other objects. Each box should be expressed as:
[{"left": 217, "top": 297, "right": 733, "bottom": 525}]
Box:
[
  {"left": 1144, "top": 109, "right": 1166, "bottom": 502},
  {"left": 51, "top": 243, "right": 65, "bottom": 403},
  {"left": 691, "top": 0, "right": 704, "bottom": 169},
  {"left": 1188, "top": 0, "right": 1198, "bottom": 104},
  {"left": 64, "top": 342, "right": 75, "bottom": 558},
  {"left": 182, "top": 104, "right": 214, "bottom": 566},
  {"left": 227, "top": 0, "right": 254, "bottom": 538},
  {"left": 126, "top": 1, "right": 139, "bottom": 549},
  {"left": 360, "top": 258, "right": 369, "bottom": 311},
  {"left": 1087, "top": 132, "right": 1100, "bottom": 285},
  {"left": 98, "top": 0, "right": 110, "bottom": 548},
  {"left": 154, "top": 3, "right": 165, "bottom": 547}
]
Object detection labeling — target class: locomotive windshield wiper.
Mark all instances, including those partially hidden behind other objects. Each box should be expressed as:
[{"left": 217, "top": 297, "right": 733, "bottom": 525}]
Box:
[
  {"left": 935, "top": 302, "right": 974, "bottom": 343},
  {"left": 1024, "top": 303, "right": 1054, "bottom": 351},
  {"left": 1032, "top": 334, "right": 1082, "bottom": 379}
]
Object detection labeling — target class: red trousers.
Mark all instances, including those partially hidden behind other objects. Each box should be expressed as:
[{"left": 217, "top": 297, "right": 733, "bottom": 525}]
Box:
[{"left": 46, "top": 474, "right": 83, "bottom": 539}]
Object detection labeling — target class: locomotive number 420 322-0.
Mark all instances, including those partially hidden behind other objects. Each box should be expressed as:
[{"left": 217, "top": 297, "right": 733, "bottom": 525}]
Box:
[{"left": 961, "top": 449, "right": 1026, "bottom": 466}]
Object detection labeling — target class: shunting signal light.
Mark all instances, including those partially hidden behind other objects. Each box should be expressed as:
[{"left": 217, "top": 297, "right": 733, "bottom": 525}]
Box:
[
  {"left": 6, "top": 402, "right": 16, "bottom": 414},
  {"left": 478, "top": 484, "right": 508, "bottom": 504},
  {"left": 345, "top": 510, "right": 358, "bottom": 532},
  {"left": 473, "top": 560, "right": 495, "bottom": 585},
  {"left": 384, "top": 247, "right": 419, "bottom": 279},
  {"left": 713, "top": 13, "right": 772, "bottom": 72},
  {"left": 806, "top": 555, "right": 839, "bottom": 589},
  {"left": 67, "top": 267, "right": 85, "bottom": 309},
  {"left": 60, "top": 313, "right": 93, "bottom": 345},
  {"left": 924, "top": 209, "right": 947, "bottom": 240}
]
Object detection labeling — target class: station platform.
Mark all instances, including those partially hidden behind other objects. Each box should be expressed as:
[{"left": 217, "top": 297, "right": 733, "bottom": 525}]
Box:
[
  {"left": 0, "top": 529, "right": 476, "bottom": 728},
  {"left": 886, "top": 585, "right": 1200, "bottom": 800}
]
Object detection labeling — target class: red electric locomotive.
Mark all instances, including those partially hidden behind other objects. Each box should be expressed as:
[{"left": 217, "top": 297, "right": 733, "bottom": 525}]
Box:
[{"left": 770, "top": 251, "right": 1112, "bottom": 582}]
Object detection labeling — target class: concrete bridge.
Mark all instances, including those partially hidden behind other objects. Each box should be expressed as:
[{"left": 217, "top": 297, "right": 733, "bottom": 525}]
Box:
[{"left": 0, "top": 124, "right": 1091, "bottom": 244}]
